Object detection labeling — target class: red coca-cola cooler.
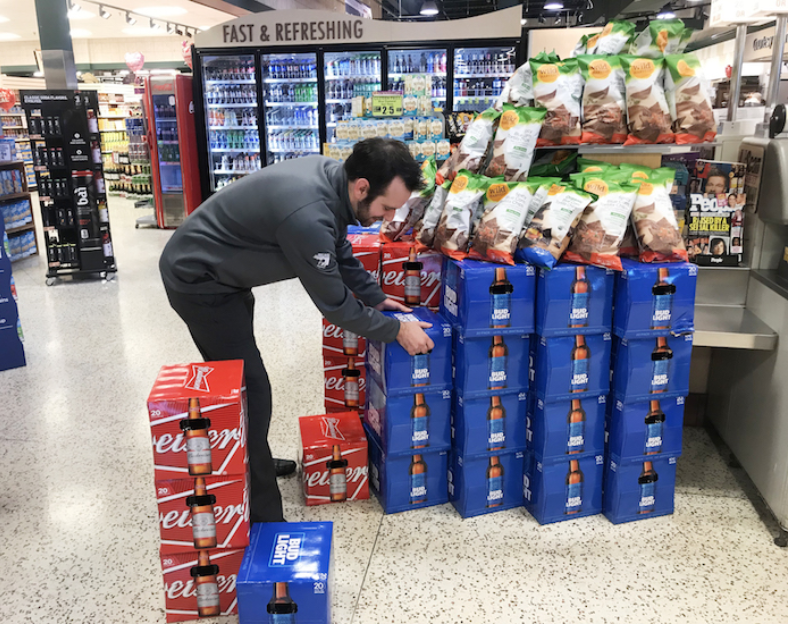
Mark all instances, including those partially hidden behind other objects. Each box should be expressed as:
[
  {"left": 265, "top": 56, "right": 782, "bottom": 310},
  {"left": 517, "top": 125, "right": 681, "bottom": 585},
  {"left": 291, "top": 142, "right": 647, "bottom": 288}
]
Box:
[{"left": 144, "top": 75, "right": 202, "bottom": 228}]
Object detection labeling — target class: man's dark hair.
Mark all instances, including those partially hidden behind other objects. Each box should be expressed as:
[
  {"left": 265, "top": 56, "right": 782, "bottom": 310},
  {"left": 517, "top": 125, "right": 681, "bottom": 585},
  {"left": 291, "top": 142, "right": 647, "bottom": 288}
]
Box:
[
  {"left": 706, "top": 168, "right": 728, "bottom": 183},
  {"left": 344, "top": 138, "right": 424, "bottom": 201}
]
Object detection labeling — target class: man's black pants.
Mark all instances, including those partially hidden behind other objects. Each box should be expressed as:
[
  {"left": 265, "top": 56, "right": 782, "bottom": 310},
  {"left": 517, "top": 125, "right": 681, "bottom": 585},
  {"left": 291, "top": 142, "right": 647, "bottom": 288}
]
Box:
[{"left": 165, "top": 286, "right": 284, "bottom": 523}]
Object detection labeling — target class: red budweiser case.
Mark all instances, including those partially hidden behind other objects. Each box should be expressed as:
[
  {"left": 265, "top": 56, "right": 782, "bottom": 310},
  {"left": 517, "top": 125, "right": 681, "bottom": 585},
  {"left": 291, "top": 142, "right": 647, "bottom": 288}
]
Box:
[
  {"left": 148, "top": 362, "right": 248, "bottom": 481},
  {"left": 322, "top": 318, "right": 367, "bottom": 359},
  {"left": 157, "top": 473, "right": 250, "bottom": 555},
  {"left": 160, "top": 547, "right": 245, "bottom": 623},
  {"left": 324, "top": 356, "right": 366, "bottom": 414},
  {"left": 299, "top": 412, "right": 369, "bottom": 506},
  {"left": 380, "top": 242, "right": 443, "bottom": 310},
  {"left": 347, "top": 233, "right": 381, "bottom": 283}
]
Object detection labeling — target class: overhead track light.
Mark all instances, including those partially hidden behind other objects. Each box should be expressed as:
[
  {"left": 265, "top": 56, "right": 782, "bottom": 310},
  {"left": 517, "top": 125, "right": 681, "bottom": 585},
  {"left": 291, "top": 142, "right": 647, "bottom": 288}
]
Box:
[
  {"left": 99, "top": 5, "right": 110, "bottom": 18},
  {"left": 150, "top": 18, "right": 160, "bottom": 30},
  {"left": 544, "top": 1, "right": 563, "bottom": 10},
  {"left": 538, "top": 14, "right": 546, "bottom": 23},
  {"left": 126, "top": 12, "right": 136, "bottom": 25},
  {"left": 656, "top": 3, "right": 675, "bottom": 18},
  {"left": 68, "top": 0, "right": 81, "bottom": 12},
  {"left": 175, "top": 26, "right": 184, "bottom": 36},
  {"left": 167, "top": 22, "right": 175, "bottom": 34},
  {"left": 420, "top": 0, "right": 439, "bottom": 15}
]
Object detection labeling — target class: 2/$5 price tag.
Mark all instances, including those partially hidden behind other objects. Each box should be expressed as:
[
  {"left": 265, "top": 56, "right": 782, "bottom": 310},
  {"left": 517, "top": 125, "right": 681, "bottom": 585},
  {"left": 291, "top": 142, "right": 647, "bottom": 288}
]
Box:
[{"left": 371, "top": 92, "right": 403, "bottom": 117}]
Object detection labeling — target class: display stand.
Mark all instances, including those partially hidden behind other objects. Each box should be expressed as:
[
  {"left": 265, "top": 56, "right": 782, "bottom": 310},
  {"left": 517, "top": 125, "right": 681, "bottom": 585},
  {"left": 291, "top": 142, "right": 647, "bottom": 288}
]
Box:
[
  {"left": 21, "top": 90, "right": 117, "bottom": 285},
  {"left": 0, "top": 160, "right": 37, "bottom": 261}
]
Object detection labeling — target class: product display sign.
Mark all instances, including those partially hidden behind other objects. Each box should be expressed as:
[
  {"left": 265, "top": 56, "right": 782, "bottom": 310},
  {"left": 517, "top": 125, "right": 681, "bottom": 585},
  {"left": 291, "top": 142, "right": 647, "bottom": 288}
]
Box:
[{"left": 372, "top": 92, "right": 404, "bottom": 117}]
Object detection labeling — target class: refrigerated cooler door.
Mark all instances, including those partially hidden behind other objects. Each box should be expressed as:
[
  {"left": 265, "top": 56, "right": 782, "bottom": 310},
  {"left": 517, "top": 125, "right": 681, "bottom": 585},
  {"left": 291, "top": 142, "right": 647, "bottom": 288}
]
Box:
[
  {"left": 201, "top": 54, "right": 260, "bottom": 191},
  {"left": 325, "top": 50, "right": 381, "bottom": 143},
  {"left": 151, "top": 88, "right": 186, "bottom": 228},
  {"left": 261, "top": 52, "right": 319, "bottom": 166},
  {"left": 387, "top": 48, "right": 448, "bottom": 111},
  {"left": 453, "top": 45, "right": 516, "bottom": 112}
]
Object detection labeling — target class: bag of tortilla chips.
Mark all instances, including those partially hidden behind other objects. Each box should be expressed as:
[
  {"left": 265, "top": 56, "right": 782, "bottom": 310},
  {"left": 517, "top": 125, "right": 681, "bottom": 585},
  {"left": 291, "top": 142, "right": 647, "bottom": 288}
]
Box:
[
  {"left": 434, "top": 171, "right": 493, "bottom": 260},
  {"left": 578, "top": 55, "right": 628, "bottom": 145},
  {"left": 665, "top": 52, "right": 716, "bottom": 145},
  {"left": 531, "top": 57, "right": 583, "bottom": 146},
  {"left": 621, "top": 55, "right": 674, "bottom": 145},
  {"left": 485, "top": 104, "right": 546, "bottom": 180}
]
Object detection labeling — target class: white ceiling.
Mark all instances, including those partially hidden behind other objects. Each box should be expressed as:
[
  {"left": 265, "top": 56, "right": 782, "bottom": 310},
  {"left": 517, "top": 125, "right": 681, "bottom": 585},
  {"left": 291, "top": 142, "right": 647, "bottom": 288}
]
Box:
[{"left": 0, "top": 0, "right": 236, "bottom": 41}]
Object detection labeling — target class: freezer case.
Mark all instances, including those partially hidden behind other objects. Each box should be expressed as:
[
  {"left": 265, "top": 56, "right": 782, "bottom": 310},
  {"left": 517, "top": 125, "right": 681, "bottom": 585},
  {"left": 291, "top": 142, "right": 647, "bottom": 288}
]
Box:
[
  {"left": 200, "top": 54, "right": 261, "bottom": 192},
  {"left": 387, "top": 47, "right": 448, "bottom": 111},
  {"left": 453, "top": 45, "right": 516, "bottom": 112},
  {"left": 325, "top": 50, "right": 381, "bottom": 143},
  {"left": 261, "top": 52, "right": 320, "bottom": 166},
  {"left": 146, "top": 75, "right": 201, "bottom": 228}
]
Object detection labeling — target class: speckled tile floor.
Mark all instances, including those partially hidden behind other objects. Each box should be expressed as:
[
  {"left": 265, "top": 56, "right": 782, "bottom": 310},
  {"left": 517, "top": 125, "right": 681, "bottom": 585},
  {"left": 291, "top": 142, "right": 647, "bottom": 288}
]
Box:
[{"left": 2, "top": 197, "right": 787, "bottom": 624}]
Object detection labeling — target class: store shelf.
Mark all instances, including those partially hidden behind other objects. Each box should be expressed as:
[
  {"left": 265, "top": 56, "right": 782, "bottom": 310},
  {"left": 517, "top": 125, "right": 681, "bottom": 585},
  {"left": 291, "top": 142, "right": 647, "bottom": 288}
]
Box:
[
  {"left": 267, "top": 125, "right": 318, "bottom": 130},
  {"left": 266, "top": 101, "right": 318, "bottom": 107},
  {"left": 694, "top": 305, "right": 777, "bottom": 351},
  {"left": 264, "top": 77, "right": 316, "bottom": 83},
  {"left": 15, "top": 138, "right": 29, "bottom": 142},
  {"left": 157, "top": 141, "right": 180, "bottom": 144},
  {"left": 532, "top": 142, "right": 720, "bottom": 155},
  {"left": 207, "top": 103, "right": 258, "bottom": 108},
  {"left": 213, "top": 169, "right": 255, "bottom": 176},
  {"left": 388, "top": 72, "right": 446, "bottom": 78},
  {"left": 326, "top": 99, "right": 353, "bottom": 104},
  {"left": 268, "top": 147, "right": 319, "bottom": 154},
  {"left": 0, "top": 112, "right": 23, "bottom": 116},
  {"left": 5, "top": 222, "right": 34, "bottom": 235},
  {"left": 206, "top": 79, "right": 256, "bottom": 85},
  {"left": 212, "top": 148, "right": 261, "bottom": 153},
  {"left": 209, "top": 125, "right": 258, "bottom": 130},
  {"left": 159, "top": 161, "right": 181, "bottom": 166},
  {"left": 156, "top": 118, "right": 178, "bottom": 123},
  {"left": 0, "top": 192, "right": 31, "bottom": 202},
  {"left": 100, "top": 129, "right": 126, "bottom": 133},
  {"left": 454, "top": 72, "right": 512, "bottom": 78},
  {"left": 98, "top": 115, "right": 129, "bottom": 120},
  {"left": 1, "top": 125, "right": 25, "bottom": 130}
]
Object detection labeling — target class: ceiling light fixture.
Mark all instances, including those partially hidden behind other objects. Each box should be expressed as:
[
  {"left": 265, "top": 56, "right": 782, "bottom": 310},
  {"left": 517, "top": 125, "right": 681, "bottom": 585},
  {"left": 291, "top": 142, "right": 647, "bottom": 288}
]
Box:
[
  {"left": 185, "top": 28, "right": 193, "bottom": 38},
  {"left": 167, "top": 22, "right": 175, "bottom": 34},
  {"left": 68, "top": 0, "right": 81, "bottom": 12},
  {"left": 126, "top": 12, "right": 136, "bottom": 25},
  {"left": 554, "top": 15, "right": 562, "bottom": 24},
  {"left": 99, "top": 5, "right": 110, "bottom": 18},
  {"left": 420, "top": 0, "right": 439, "bottom": 16},
  {"left": 175, "top": 26, "right": 184, "bottom": 36},
  {"left": 656, "top": 3, "right": 675, "bottom": 18},
  {"left": 521, "top": 17, "right": 527, "bottom": 25},
  {"left": 538, "top": 14, "right": 546, "bottom": 23},
  {"left": 150, "top": 18, "right": 160, "bottom": 30},
  {"left": 544, "top": 1, "right": 563, "bottom": 10}
]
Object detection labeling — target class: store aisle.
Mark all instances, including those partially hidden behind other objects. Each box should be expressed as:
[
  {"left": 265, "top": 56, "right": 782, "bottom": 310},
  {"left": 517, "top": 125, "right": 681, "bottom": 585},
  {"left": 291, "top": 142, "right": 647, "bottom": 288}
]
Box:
[{"left": 2, "top": 197, "right": 786, "bottom": 624}]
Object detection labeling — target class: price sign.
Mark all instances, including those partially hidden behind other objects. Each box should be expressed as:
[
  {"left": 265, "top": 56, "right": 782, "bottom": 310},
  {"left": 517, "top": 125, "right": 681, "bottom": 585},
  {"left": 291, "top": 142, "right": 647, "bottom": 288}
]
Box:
[{"left": 372, "top": 92, "right": 403, "bottom": 117}]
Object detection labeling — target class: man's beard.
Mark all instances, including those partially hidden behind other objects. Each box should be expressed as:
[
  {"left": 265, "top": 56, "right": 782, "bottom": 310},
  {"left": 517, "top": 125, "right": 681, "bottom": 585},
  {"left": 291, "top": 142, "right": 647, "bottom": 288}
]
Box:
[{"left": 355, "top": 197, "right": 377, "bottom": 227}]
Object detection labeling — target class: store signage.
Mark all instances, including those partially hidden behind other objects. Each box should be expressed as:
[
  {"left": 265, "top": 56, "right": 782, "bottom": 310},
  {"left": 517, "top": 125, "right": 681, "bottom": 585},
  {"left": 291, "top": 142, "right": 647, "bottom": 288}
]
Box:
[
  {"left": 195, "top": 7, "right": 521, "bottom": 49},
  {"left": 744, "top": 25, "right": 788, "bottom": 62},
  {"left": 371, "top": 92, "right": 403, "bottom": 117}
]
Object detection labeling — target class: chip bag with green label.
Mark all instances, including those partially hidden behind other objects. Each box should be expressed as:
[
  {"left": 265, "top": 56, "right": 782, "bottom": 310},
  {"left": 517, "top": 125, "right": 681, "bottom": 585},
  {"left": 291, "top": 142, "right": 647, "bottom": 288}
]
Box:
[
  {"left": 629, "top": 19, "right": 692, "bottom": 58},
  {"left": 630, "top": 167, "right": 688, "bottom": 262},
  {"left": 578, "top": 55, "right": 628, "bottom": 145},
  {"left": 485, "top": 105, "right": 547, "bottom": 180},
  {"left": 621, "top": 55, "right": 674, "bottom": 145},
  {"left": 437, "top": 108, "right": 501, "bottom": 181},
  {"left": 665, "top": 53, "right": 716, "bottom": 145},
  {"left": 470, "top": 180, "right": 544, "bottom": 265},
  {"left": 515, "top": 183, "right": 594, "bottom": 269},
  {"left": 587, "top": 21, "right": 637, "bottom": 55},
  {"left": 531, "top": 57, "right": 583, "bottom": 146},
  {"left": 434, "top": 171, "right": 494, "bottom": 260},
  {"left": 380, "top": 156, "right": 437, "bottom": 242},
  {"left": 564, "top": 174, "right": 639, "bottom": 270},
  {"left": 413, "top": 178, "right": 451, "bottom": 250}
]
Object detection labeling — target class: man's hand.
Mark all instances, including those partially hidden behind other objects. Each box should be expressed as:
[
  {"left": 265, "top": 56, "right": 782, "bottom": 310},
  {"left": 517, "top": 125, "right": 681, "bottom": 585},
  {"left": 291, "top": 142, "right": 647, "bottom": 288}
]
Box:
[
  {"left": 396, "top": 321, "right": 434, "bottom": 356},
  {"left": 375, "top": 298, "right": 412, "bottom": 313}
]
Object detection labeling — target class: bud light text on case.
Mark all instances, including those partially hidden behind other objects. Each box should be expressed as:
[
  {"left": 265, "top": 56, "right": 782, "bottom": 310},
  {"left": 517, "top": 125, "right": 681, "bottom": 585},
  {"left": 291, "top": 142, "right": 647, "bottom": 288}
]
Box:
[
  {"left": 443, "top": 285, "right": 458, "bottom": 317},
  {"left": 569, "top": 292, "right": 589, "bottom": 324},
  {"left": 270, "top": 533, "right": 304, "bottom": 566}
]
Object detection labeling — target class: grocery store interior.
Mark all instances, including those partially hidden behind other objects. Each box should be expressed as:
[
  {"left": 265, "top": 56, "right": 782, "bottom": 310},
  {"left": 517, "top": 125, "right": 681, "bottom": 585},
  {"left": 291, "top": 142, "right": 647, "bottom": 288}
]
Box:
[{"left": 3, "top": 0, "right": 788, "bottom": 622}]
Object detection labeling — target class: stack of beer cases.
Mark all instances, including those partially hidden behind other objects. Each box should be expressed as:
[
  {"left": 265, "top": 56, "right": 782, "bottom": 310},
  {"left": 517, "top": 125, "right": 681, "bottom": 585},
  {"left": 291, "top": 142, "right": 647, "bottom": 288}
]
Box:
[
  {"left": 298, "top": 411, "right": 369, "bottom": 506},
  {"left": 147, "top": 361, "right": 250, "bottom": 623},
  {"left": 379, "top": 240, "right": 443, "bottom": 312},
  {"left": 604, "top": 260, "right": 697, "bottom": 524},
  {"left": 524, "top": 264, "right": 614, "bottom": 524},
  {"left": 440, "top": 259, "right": 535, "bottom": 518},
  {"left": 0, "top": 221, "right": 25, "bottom": 372},
  {"left": 322, "top": 231, "right": 380, "bottom": 415},
  {"left": 237, "top": 522, "right": 334, "bottom": 624},
  {"left": 364, "top": 307, "right": 453, "bottom": 513}
]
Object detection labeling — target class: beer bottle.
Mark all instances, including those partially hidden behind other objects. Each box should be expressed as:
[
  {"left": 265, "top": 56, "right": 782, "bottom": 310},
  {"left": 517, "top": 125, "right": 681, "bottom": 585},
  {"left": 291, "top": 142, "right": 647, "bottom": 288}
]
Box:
[
  {"left": 341, "top": 358, "right": 361, "bottom": 409},
  {"left": 569, "top": 335, "right": 590, "bottom": 394},
  {"left": 651, "top": 267, "right": 676, "bottom": 330},
  {"left": 644, "top": 401, "right": 666, "bottom": 455},
  {"left": 410, "top": 393, "right": 430, "bottom": 449},
  {"left": 486, "top": 396, "right": 506, "bottom": 451},
  {"left": 566, "top": 399, "right": 586, "bottom": 455},
  {"left": 179, "top": 397, "right": 213, "bottom": 475},
  {"left": 327, "top": 444, "right": 349, "bottom": 502},
  {"left": 638, "top": 461, "right": 659, "bottom": 514},
  {"left": 189, "top": 550, "right": 220, "bottom": 617},
  {"left": 569, "top": 265, "right": 590, "bottom": 328},
  {"left": 342, "top": 329, "right": 359, "bottom": 357},
  {"left": 565, "top": 459, "right": 584, "bottom": 515},
  {"left": 409, "top": 454, "right": 428, "bottom": 504},
  {"left": 186, "top": 477, "right": 217, "bottom": 549},
  {"left": 267, "top": 581, "right": 298, "bottom": 623},
  {"left": 402, "top": 246, "right": 423, "bottom": 306},
  {"left": 488, "top": 335, "right": 508, "bottom": 390},
  {"left": 486, "top": 455, "right": 505, "bottom": 508},
  {"left": 650, "top": 337, "right": 673, "bottom": 394},
  {"left": 489, "top": 266, "right": 514, "bottom": 328},
  {"left": 410, "top": 350, "right": 431, "bottom": 387}
]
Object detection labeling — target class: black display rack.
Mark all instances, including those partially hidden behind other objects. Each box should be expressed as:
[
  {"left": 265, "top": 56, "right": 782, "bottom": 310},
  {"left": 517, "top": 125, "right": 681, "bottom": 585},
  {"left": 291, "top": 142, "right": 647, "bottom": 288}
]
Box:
[{"left": 21, "top": 90, "right": 117, "bottom": 285}]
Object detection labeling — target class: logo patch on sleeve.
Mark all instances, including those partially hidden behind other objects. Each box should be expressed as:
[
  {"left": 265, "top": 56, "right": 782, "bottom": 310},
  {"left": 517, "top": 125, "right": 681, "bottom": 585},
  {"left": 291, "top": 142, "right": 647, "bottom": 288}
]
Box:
[{"left": 313, "top": 253, "right": 331, "bottom": 270}]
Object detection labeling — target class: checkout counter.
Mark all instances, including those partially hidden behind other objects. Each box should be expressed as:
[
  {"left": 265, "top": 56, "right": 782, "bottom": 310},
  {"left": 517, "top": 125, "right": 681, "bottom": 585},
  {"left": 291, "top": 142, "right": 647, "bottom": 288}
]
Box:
[{"left": 695, "top": 127, "right": 788, "bottom": 546}]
